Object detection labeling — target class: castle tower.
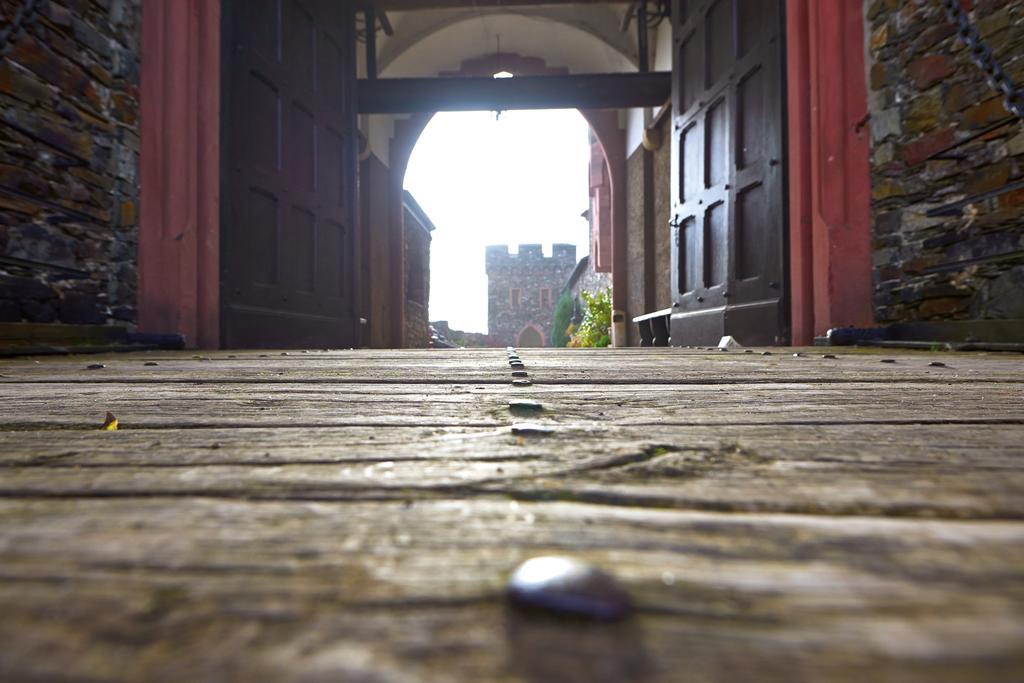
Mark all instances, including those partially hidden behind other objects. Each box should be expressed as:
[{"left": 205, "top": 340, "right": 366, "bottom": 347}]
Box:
[{"left": 486, "top": 244, "right": 577, "bottom": 347}]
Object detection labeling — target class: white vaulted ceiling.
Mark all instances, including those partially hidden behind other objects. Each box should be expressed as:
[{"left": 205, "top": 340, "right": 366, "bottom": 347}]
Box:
[
  {"left": 372, "top": 5, "right": 638, "bottom": 77},
  {"left": 358, "top": 3, "right": 643, "bottom": 162}
]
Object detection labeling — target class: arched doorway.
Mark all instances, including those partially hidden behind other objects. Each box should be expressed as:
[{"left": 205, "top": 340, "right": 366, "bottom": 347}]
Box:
[
  {"left": 358, "top": 8, "right": 636, "bottom": 348},
  {"left": 379, "top": 53, "right": 626, "bottom": 348},
  {"left": 405, "top": 109, "right": 590, "bottom": 344},
  {"left": 517, "top": 325, "right": 544, "bottom": 348}
]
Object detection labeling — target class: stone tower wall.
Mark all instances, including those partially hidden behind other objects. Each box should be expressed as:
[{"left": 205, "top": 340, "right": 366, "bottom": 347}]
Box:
[{"left": 486, "top": 244, "right": 577, "bottom": 347}]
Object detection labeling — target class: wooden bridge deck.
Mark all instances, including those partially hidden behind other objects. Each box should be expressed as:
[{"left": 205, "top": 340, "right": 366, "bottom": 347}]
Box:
[{"left": 1, "top": 347, "right": 1023, "bottom": 682}]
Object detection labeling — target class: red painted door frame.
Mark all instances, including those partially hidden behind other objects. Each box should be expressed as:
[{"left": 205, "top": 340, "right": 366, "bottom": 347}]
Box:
[
  {"left": 138, "top": 0, "right": 221, "bottom": 348},
  {"left": 785, "top": 0, "right": 874, "bottom": 345}
]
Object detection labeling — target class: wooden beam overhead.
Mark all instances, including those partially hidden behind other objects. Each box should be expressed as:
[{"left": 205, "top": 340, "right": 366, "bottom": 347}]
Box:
[
  {"left": 357, "top": 72, "right": 670, "bottom": 113},
  {"left": 361, "top": 0, "right": 634, "bottom": 9}
]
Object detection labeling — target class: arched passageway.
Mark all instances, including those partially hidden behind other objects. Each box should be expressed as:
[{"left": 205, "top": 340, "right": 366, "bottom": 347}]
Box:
[
  {"left": 363, "top": 51, "right": 627, "bottom": 347},
  {"left": 405, "top": 108, "right": 591, "bottom": 340}
]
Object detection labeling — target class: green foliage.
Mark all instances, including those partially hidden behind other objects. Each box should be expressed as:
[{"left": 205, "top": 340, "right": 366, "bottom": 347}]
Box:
[
  {"left": 568, "top": 287, "right": 612, "bottom": 348},
  {"left": 551, "top": 291, "right": 574, "bottom": 347}
]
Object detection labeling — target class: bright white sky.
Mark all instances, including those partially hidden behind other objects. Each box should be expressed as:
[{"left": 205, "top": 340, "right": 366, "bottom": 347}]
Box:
[{"left": 403, "top": 108, "right": 591, "bottom": 334}]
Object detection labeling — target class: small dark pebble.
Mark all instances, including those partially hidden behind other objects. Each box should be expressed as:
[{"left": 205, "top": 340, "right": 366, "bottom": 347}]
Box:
[
  {"left": 144, "top": 362, "right": 159, "bottom": 366},
  {"left": 928, "top": 361, "right": 947, "bottom": 367},
  {"left": 506, "top": 556, "right": 631, "bottom": 620},
  {"left": 761, "top": 351, "right": 772, "bottom": 356},
  {"left": 880, "top": 359, "right": 896, "bottom": 363},
  {"left": 744, "top": 349, "right": 753, "bottom": 353},
  {"left": 511, "top": 370, "right": 529, "bottom": 377},
  {"left": 86, "top": 364, "right": 105, "bottom": 370},
  {"left": 509, "top": 400, "right": 543, "bottom": 411},
  {"left": 511, "top": 423, "right": 554, "bottom": 435}
]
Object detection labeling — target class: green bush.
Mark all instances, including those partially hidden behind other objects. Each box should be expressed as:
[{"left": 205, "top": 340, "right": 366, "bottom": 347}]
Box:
[
  {"left": 568, "top": 287, "right": 611, "bottom": 348},
  {"left": 551, "top": 291, "right": 574, "bottom": 347}
]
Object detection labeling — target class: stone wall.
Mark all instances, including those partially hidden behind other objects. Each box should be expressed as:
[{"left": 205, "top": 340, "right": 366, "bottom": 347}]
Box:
[
  {"left": 0, "top": 0, "right": 141, "bottom": 326},
  {"left": 653, "top": 118, "right": 672, "bottom": 312},
  {"left": 486, "top": 244, "right": 577, "bottom": 347},
  {"left": 866, "top": 0, "right": 1024, "bottom": 324},
  {"left": 623, "top": 115, "right": 672, "bottom": 346},
  {"left": 625, "top": 145, "right": 645, "bottom": 346},
  {"left": 430, "top": 320, "right": 495, "bottom": 348},
  {"left": 403, "top": 200, "right": 432, "bottom": 348},
  {"left": 567, "top": 256, "right": 612, "bottom": 304}
]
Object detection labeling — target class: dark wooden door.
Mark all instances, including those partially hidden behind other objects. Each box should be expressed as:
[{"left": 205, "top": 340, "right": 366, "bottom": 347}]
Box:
[
  {"left": 669, "top": 0, "right": 787, "bottom": 346},
  {"left": 221, "top": 0, "right": 357, "bottom": 348}
]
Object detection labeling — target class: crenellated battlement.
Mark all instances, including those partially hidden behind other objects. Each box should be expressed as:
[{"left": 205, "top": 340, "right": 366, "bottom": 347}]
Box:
[
  {"left": 485, "top": 243, "right": 577, "bottom": 271},
  {"left": 486, "top": 243, "right": 580, "bottom": 347}
]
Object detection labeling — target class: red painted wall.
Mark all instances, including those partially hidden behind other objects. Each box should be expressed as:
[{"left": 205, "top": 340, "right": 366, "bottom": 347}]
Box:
[
  {"left": 786, "top": 0, "right": 875, "bottom": 344},
  {"left": 138, "top": 0, "right": 221, "bottom": 348}
]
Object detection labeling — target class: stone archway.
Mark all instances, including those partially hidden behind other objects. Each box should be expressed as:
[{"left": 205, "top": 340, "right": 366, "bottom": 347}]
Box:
[
  {"left": 517, "top": 324, "right": 544, "bottom": 348},
  {"left": 385, "top": 53, "right": 626, "bottom": 346}
]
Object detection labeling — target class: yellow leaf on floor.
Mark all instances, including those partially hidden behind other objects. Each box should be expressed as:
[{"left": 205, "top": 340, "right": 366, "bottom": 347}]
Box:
[{"left": 102, "top": 412, "right": 118, "bottom": 431}]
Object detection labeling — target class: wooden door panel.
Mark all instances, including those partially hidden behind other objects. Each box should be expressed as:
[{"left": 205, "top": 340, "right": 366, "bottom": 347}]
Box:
[
  {"left": 222, "top": 0, "right": 357, "bottom": 348},
  {"left": 669, "top": 0, "right": 787, "bottom": 346},
  {"left": 705, "top": 0, "right": 733, "bottom": 88}
]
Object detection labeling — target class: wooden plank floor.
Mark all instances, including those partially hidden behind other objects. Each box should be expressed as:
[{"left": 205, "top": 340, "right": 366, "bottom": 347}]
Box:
[{"left": 1, "top": 346, "right": 1023, "bottom": 682}]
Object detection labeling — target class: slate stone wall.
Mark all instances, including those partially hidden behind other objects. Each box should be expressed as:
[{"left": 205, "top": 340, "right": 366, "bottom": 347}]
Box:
[
  {"left": 866, "top": 0, "right": 1024, "bottom": 324},
  {"left": 0, "top": 0, "right": 141, "bottom": 326},
  {"left": 486, "top": 244, "right": 577, "bottom": 347}
]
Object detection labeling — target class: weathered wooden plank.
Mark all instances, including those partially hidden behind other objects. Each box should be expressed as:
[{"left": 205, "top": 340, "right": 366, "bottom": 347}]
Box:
[
  {"left": 1, "top": 347, "right": 1022, "bottom": 681},
  {"left": 1, "top": 348, "right": 1021, "bottom": 384},
  {"left": 0, "top": 381, "right": 1021, "bottom": 429},
  {"left": 2, "top": 424, "right": 1023, "bottom": 519},
  {"left": 1, "top": 498, "right": 1022, "bottom": 682},
  {"left": 4, "top": 423, "right": 1022, "bottom": 467},
  {"left": 357, "top": 73, "right": 672, "bottom": 114}
]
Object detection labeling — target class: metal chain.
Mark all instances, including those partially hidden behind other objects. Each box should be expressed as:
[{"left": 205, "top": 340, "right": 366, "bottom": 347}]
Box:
[
  {"left": 939, "top": 0, "right": 1024, "bottom": 118},
  {"left": 0, "top": 0, "right": 41, "bottom": 61}
]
